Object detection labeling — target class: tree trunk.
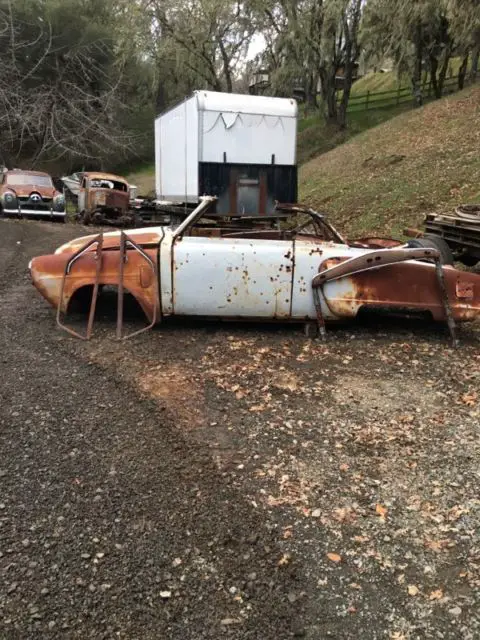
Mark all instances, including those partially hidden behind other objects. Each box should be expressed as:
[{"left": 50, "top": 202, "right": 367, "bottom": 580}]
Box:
[
  {"left": 412, "top": 21, "right": 423, "bottom": 106},
  {"left": 305, "top": 73, "right": 317, "bottom": 111},
  {"left": 155, "top": 81, "right": 167, "bottom": 114},
  {"left": 319, "top": 67, "right": 337, "bottom": 123},
  {"left": 429, "top": 55, "right": 440, "bottom": 99},
  {"left": 437, "top": 49, "right": 451, "bottom": 98},
  {"left": 338, "top": 60, "right": 355, "bottom": 129},
  {"left": 470, "top": 45, "right": 479, "bottom": 83},
  {"left": 218, "top": 39, "right": 233, "bottom": 93},
  {"left": 458, "top": 52, "right": 469, "bottom": 90}
]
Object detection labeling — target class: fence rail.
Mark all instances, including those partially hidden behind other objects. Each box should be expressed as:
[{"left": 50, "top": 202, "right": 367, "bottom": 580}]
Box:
[{"left": 337, "top": 74, "right": 464, "bottom": 113}]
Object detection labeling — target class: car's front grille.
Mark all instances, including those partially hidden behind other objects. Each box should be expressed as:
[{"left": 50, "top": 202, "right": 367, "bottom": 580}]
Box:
[{"left": 18, "top": 196, "right": 52, "bottom": 212}]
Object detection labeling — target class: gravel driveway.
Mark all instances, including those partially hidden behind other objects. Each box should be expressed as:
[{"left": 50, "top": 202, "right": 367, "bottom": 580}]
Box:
[{"left": 1, "top": 218, "right": 479, "bottom": 639}]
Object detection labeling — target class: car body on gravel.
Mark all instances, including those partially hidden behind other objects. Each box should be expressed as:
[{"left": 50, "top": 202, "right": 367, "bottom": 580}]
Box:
[
  {"left": 29, "top": 197, "right": 480, "bottom": 344},
  {"left": 0, "top": 169, "right": 66, "bottom": 220}
]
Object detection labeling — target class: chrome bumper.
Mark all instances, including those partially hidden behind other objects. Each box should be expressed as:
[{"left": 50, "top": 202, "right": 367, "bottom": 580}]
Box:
[{"left": 3, "top": 208, "right": 66, "bottom": 218}]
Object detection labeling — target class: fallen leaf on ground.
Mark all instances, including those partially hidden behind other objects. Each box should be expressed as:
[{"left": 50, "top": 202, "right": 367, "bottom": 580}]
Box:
[
  {"left": 408, "top": 585, "right": 419, "bottom": 596},
  {"left": 424, "top": 538, "right": 452, "bottom": 551},
  {"left": 278, "top": 553, "right": 291, "bottom": 566},
  {"left": 326, "top": 552, "right": 342, "bottom": 563},
  {"left": 376, "top": 503, "right": 388, "bottom": 520},
  {"left": 221, "top": 618, "right": 241, "bottom": 626},
  {"left": 461, "top": 391, "right": 477, "bottom": 406},
  {"left": 429, "top": 589, "right": 443, "bottom": 600}
]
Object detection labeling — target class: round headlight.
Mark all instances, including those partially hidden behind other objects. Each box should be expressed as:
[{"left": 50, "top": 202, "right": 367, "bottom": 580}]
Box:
[
  {"left": 53, "top": 193, "right": 66, "bottom": 212},
  {"left": 4, "top": 191, "right": 15, "bottom": 202}
]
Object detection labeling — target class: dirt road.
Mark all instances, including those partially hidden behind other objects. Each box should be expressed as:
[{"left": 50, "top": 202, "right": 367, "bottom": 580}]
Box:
[{"left": 1, "top": 218, "right": 479, "bottom": 639}]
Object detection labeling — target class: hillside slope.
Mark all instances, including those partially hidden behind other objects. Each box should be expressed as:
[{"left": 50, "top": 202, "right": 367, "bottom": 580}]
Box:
[{"left": 299, "top": 84, "right": 480, "bottom": 237}]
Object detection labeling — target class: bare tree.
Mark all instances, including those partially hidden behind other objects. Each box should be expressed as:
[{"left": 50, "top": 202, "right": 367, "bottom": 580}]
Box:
[
  {"left": 144, "top": 0, "right": 256, "bottom": 93},
  {"left": 0, "top": 0, "right": 135, "bottom": 168}
]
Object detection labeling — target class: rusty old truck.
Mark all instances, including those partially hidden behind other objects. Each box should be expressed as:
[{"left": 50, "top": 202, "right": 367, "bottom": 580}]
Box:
[
  {"left": 29, "top": 198, "right": 480, "bottom": 346},
  {"left": 76, "top": 172, "right": 132, "bottom": 225}
]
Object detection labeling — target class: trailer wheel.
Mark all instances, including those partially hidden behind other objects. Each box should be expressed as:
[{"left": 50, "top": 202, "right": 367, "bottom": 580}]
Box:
[{"left": 407, "top": 236, "right": 454, "bottom": 265}]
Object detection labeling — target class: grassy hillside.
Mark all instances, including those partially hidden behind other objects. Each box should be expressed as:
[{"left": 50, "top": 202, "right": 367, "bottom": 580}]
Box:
[
  {"left": 297, "top": 105, "right": 408, "bottom": 165},
  {"left": 299, "top": 84, "right": 480, "bottom": 238},
  {"left": 126, "top": 163, "right": 156, "bottom": 197},
  {"left": 351, "top": 58, "right": 463, "bottom": 95}
]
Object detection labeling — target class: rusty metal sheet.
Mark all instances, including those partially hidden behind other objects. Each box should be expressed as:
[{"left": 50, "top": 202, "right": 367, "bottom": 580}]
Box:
[
  {"left": 54, "top": 228, "right": 164, "bottom": 255},
  {"left": 321, "top": 262, "right": 479, "bottom": 322},
  {"left": 82, "top": 171, "right": 128, "bottom": 184},
  {"left": 349, "top": 237, "right": 404, "bottom": 249},
  {"left": 456, "top": 280, "right": 474, "bottom": 300},
  {"left": 168, "top": 235, "right": 294, "bottom": 318},
  {"left": 30, "top": 245, "right": 159, "bottom": 323}
]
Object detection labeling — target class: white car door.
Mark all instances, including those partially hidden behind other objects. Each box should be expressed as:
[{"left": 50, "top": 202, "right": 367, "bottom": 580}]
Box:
[
  {"left": 170, "top": 236, "right": 294, "bottom": 318},
  {"left": 78, "top": 178, "right": 87, "bottom": 213}
]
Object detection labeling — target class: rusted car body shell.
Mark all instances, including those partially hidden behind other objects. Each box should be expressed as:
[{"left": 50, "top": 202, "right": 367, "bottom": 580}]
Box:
[
  {"left": 78, "top": 172, "right": 130, "bottom": 217},
  {"left": 30, "top": 213, "right": 480, "bottom": 330},
  {"left": 0, "top": 169, "right": 65, "bottom": 218}
]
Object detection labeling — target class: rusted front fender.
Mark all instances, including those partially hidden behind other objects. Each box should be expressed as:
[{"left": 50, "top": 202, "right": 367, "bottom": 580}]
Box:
[{"left": 30, "top": 248, "right": 160, "bottom": 323}]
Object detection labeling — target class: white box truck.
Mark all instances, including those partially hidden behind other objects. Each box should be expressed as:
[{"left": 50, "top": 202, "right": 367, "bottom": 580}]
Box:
[{"left": 154, "top": 90, "right": 298, "bottom": 215}]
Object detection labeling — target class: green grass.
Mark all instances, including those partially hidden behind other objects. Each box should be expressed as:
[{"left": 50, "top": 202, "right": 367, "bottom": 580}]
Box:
[
  {"left": 299, "top": 84, "right": 480, "bottom": 238},
  {"left": 351, "top": 57, "right": 463, "bottom": 97},
  {"left": 126, "top": 162, "right": 156, "bottom": 197},
  {"left": 297, "top": 104, "right": 408, "bottom": 165}
]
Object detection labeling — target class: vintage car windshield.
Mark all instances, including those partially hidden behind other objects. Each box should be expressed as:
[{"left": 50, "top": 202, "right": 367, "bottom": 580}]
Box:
[
  {"left": 90, "top": 179, "right": 128, "bottom": 192},
  {"left": 6, "top": 173, "right": 53, "bottom": 187}
]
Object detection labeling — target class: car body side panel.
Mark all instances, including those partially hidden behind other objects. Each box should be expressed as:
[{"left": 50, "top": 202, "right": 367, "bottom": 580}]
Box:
[
  {"left": 291, "top": 240, "right": 367, "bottom": 320},
  {"left": 322, "top": 262, "right": 480, "bottom": 322},
  {"left": 168, "top": 236, "right": 294, "bottom": 317}
]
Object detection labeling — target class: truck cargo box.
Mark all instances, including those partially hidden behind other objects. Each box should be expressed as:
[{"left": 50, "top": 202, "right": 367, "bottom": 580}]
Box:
[{"left": 154, "top": 91, "right": 298, "bottom": 215}]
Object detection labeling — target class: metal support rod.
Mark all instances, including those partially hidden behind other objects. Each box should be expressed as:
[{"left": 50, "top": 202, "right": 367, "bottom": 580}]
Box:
[
  {"left": 116, "top": 231, "right": 126, "bottom": 340},
  {"left": 116, "top": 233, "right": 158, "bottom": 341},
  {"left": 434, "top": 259, "right": 459, "bottom": 348},
  {"left": 57, "top": 234, "right": 103, "bottom": 340},
  {"left": 312, "top": 286, "right": 327, "bottom": 341},
  {"left": 85, "top": 237, "right": 103, "bottom": 340}
]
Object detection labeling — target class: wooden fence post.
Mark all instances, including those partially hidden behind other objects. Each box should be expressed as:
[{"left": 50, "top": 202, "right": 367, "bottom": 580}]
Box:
[
  {"left": 396, "top": 85, "right": 401, "bottom": 105},
  {"left": 365, "top": 91, "right": 370, "bottom": 110}
]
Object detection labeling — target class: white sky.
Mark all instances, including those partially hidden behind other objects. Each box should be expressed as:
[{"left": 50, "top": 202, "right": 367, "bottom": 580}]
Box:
[{"left": 247, "top": 33, "right": 266, "bottom": 61}]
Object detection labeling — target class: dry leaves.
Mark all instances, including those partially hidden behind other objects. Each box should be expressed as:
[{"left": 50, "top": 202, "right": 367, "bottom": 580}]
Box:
[
  {"left": 376, "top": 503, "right": 388, "bottom": 520},
  {"left": 461, "top": 391, "right": 477, "bottom": 407},
  {"left": 278, "top": 553, "right": 291, "bottom": 567},
  {"left": 429, "top": 589, "right": 443, "bottom": 600},
  {"left": 407, "top": 585, "right": 419, "bottom": 596},
  {"left": 326, "top": 552, "right": 342, "bottom": 563},
  {"left": 424, "top": 538, "right": 452, "bottom": 552}
]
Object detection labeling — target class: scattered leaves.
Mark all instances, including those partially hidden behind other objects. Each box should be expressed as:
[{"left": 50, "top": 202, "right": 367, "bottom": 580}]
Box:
[
  {"left": 461, "top": 391, "right": 477, "bottom": 407},
  {"left": 376, "top": 503, "right": 388, "bottom": 520},
  {"left": 326, "top": 552, "right": 342, "bottom": 563},
  {"left": 407, "top": 585, "right": 419, "bottom": 596},
  {"left": 278, "top": 553, "right": 291, "bottom": 567}
]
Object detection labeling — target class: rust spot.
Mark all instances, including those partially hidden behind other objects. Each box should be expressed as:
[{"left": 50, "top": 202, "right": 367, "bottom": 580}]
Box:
[{"left": 456, "top": 280, "right": 474, "bottom": 299}]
